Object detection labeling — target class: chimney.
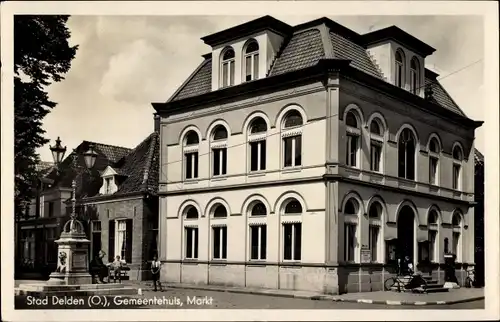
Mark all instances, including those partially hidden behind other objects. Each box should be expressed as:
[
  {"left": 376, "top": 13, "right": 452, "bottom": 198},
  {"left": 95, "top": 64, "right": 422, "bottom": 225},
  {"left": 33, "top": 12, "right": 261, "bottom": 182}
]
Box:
[{"left": 154, "top": 113, "right": 160, "bottom": 132}]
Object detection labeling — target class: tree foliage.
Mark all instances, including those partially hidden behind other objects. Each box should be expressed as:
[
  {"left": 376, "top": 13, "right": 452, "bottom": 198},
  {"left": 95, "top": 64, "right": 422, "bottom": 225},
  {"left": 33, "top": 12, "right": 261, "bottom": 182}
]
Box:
[{"left": 14, "top": 15, "right": 78, "bottom": 216}]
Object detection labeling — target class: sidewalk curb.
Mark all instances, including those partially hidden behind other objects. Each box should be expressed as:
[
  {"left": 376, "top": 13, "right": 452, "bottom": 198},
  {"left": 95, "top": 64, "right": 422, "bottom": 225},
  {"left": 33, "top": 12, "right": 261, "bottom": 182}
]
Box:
[{"left": 161, "top": 284, "right": 485, "bottom": 306}]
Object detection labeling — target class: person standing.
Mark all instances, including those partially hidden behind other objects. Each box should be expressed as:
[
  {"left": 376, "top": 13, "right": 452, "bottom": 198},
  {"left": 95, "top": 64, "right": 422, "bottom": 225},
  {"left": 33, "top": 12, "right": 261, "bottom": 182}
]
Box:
[{"left": 150, "top": 255, "right": 163, "bottom": 292}]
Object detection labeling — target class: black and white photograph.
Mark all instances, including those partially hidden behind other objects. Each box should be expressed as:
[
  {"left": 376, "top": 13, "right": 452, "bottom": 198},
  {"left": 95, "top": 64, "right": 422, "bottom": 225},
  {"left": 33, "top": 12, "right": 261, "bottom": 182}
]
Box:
[{"left": 1, "top": 1, "right": 499, "bottom": 321}]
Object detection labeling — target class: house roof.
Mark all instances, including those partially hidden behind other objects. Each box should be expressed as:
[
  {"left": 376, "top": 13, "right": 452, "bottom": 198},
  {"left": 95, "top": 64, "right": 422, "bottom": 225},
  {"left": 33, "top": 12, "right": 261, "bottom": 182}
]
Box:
[
  {"left": 474, "top": 148, "right": 484, "bottom": 166},
  {"left": 36, "top": 161, "right": 55, "bottom": 177},
  {"left": 166, "top": 16, "right": 465, "bottom": 118}
]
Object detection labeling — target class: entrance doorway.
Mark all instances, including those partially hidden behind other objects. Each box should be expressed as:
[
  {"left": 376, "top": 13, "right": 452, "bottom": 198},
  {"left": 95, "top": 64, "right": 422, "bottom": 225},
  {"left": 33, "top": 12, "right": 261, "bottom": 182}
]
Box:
[{"left": 397, "top": 205, "right": 415, "bottom": 262}]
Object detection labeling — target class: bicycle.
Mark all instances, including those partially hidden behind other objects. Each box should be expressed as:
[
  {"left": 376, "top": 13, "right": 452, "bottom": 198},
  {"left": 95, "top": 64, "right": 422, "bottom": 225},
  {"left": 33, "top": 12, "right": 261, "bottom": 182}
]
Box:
[
  {"left": 464, "top": 268, "right": 476, "bottom": 288},
  {"left": 384, "top": 273, "right": 428, "bottom": 293}
]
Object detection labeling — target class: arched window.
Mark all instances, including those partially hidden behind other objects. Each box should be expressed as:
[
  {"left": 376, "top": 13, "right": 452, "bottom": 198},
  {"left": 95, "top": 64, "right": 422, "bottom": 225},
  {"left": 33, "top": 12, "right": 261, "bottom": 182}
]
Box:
[
  {"left": 368, "top": 201, "right": 383, "bottom": 263},
  {"left": 251, "top": 202, "right": 267, "bottom": 217},
  {"left": 452, "top": 144, "right": 464, "bottom": 190},
  {"left": 211, "top": 204, "right": 228, "bottom": 260},
  {"left": 410, "top": 57, "right": 420, "bottom": 94},
  {"left": 221, "top": 47, "right": 235, "bottom": 88},
  {"left": 452, "top": 211, "right": 463, "bottom": 262},
  {"left": 428, "top": 137, "right": 440, "bottom": 185},
  {"left": 213, "top": 204, "right": 228, "bottom": 218},
  {"left": 282, "top": 110, "right": 303, "bottom": 168},
  {"left": 244, "top": 40, "right": 259, "bottom": 82},
  {"left": 395, "top": 50, "right": 405, "bottom": 88},
  {"left": 428, "top": 209, "right": 439, "bottom": 262},
  {"left": 183, "top": 130, "right": 199, "bottom": 180},
  {"left": 248, "top": 200, "right": 268, "bottom": 261},
  {"left": 343, "top": 198, "right": 360, "bottom": 262},
  {"left": 398, "top": 128, "right": 416, "bottom": 180},
  {"left": 248, "top": 117, "right": 267, "bottom": 172},
  {"left": 282, "top": 198, "right": 303, "bottom": 261},
  {"left": 183, "top": 205, "right": 199, "bottom": 259},
  {"left": 211, "top": 125, "right": 228, "bottom": 177},
  {"left": 345, "top": 110, "right": 361, "bottom": 168},
  {"left": 369, "top": 118, "right": 384, "bottom": 172},
  {"left": 185, "top": 206, "right": 199, "bottom": 219}
]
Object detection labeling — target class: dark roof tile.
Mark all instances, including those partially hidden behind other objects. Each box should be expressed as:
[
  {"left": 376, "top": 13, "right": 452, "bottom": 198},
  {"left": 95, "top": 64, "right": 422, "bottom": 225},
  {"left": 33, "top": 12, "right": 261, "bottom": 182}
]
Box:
[
  {"left": 171, "top": 59, "right": 212, "bottom": 101},
  {"left": 270, "top": 29, "right": 325, "bottom": 76},
  {"left": 424, "top": 78, "right": 466, "bottom": 116},
  {"left": 330, "top": 31, "right": 382, "bottom": 79}
]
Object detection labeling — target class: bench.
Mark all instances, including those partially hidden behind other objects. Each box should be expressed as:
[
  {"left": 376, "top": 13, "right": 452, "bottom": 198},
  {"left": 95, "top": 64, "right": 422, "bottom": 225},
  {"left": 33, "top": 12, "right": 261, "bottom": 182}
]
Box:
[{"left": 108, "top": 266, "right": 131, "bottom": 283}]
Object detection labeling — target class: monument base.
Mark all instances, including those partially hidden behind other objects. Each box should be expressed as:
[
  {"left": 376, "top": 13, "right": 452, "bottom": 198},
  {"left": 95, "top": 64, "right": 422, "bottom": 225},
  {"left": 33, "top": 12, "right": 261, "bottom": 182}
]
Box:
[
  {"left": 443, "top": 281, "right": 460, "bottom": 289},
  {"left": 48, "top": 271, "right": 92, "bottom": 285}
]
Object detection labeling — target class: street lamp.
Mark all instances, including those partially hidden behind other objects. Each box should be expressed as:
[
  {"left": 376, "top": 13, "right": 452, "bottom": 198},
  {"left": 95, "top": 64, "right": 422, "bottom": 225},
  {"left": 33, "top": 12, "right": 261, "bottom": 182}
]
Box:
[
  {"left": 49, "top": 138, "right": 98, "bottom": 230},
  {"left": 47, "top": 137, "right": 99, "bottom": 285}
]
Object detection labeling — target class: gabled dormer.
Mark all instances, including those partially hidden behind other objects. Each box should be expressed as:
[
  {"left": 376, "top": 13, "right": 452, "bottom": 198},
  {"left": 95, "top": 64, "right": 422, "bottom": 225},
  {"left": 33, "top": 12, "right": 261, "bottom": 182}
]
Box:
[
  {"left": 201, "top": 16, "right": 292, "bottom": 90},
  {"left": 361, "top": 26, "right": 436, "bottom": 98},
  {"left": 100, "top": 166, "right": 119, "bottom": 195}
]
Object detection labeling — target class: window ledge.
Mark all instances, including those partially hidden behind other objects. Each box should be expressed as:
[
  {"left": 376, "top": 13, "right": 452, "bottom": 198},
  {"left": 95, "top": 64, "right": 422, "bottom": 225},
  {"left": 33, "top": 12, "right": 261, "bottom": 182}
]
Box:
[
  {"left": 210, "top": 176, "right": 228, "bottom": 182},
  {"left": 184, "top": 180, "right": 199, "bottom": 185},
  {"left": 281, "top": 167, "right": 302, "bottom": 174},
  {"left": 247, "top": 260, "right": 267, "bottom": 267},
  {"left": 248, "top": 171, "right": 266, "bottom": 177},
  {"left": 210, "top": 260, "right": 227, "bottom": 266},
  {"left": 183, "top": 259, "right": 199, "bottom": 265}
]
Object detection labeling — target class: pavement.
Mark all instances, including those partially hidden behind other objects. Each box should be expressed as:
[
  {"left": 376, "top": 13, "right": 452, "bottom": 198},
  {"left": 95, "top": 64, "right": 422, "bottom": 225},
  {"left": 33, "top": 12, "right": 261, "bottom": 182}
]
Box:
[
  {"left": 15, "top": 279, "right": 484, "bottom": 307},
  {"left": 127, "top": 281, "right": 485, "bottom": 306}
]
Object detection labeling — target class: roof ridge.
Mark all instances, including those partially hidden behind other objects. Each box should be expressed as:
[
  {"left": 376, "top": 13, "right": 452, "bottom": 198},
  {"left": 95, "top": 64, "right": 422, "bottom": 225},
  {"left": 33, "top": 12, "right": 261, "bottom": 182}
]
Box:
[{"left": 84, "top": 140, "right": 132, "bottom": 151}]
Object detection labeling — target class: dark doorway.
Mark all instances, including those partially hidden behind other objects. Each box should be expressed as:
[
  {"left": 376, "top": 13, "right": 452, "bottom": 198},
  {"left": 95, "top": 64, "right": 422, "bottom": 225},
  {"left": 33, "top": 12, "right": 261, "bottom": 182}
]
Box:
[{"left": 397, "top": 205, "right": 415, "bottom": 262}]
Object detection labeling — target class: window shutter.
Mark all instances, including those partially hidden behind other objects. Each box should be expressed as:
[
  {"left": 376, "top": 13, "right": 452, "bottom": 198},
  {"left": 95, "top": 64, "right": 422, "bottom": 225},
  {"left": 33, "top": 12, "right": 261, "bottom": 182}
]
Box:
[
  {"left": 108, "top": 220, "right": 115, "bottom": 262},
  {"left": 125, "top": 219, "right": 133, "bottom": 263}
]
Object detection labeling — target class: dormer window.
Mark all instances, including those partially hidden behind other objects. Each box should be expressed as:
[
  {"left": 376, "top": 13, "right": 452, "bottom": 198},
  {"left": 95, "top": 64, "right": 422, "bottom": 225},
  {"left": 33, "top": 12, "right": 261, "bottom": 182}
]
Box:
[
  {"left": 395, "top": 50, "right": 405, "bottom": 88},
  {"left": 244, "top": 40, "right": 259, "bottom": 82},
  {"left": 105, "top": 177, "right": 112, "bottom": 194},
  {"left": 221, "top": 47, "right": 235, "bottom": 88},
  {"left": 410, "top": 57, "right": 420, "bottom": 94}
]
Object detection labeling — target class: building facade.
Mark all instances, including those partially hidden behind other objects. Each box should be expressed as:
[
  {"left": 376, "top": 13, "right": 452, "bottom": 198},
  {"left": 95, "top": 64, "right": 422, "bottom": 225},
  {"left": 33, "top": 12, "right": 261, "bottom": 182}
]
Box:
[
  {"left": 81, "top": 131, "right": 160, "bottom": 280},
  {"left": 153, "top": 16, "right": 482, "bottom": 294}
]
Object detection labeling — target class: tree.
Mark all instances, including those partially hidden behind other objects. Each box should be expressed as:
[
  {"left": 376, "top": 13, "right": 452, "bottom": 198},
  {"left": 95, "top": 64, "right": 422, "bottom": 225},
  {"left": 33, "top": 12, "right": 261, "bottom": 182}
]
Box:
[{"left": 14, "top": 15, "right": 78, "bottom": 217}]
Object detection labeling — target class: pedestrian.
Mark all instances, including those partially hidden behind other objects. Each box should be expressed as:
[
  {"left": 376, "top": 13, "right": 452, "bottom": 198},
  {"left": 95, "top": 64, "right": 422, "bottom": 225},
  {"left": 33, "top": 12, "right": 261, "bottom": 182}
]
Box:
[
  {"left": 90, "top": 250, "right": 108, "bottom": 283},
  {"left": 150, "top": 254, "right": 163, "bottom": 292},
  {"left": 111, "top": 255, "right": 124, "bottom": 283}
]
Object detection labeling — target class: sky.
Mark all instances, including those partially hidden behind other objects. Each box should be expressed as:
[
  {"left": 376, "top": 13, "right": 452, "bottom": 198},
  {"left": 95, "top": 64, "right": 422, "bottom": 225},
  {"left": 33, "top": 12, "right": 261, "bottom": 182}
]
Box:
[{"left": 38, "top": 15, "right": 484, "bottom": 162}]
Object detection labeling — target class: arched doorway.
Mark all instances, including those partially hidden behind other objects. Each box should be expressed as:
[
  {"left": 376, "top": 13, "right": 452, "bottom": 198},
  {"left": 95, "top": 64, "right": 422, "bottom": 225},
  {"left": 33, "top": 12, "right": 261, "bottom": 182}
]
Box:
[{"left": 397, "top": 205, "right": 415, "bottom": 262}]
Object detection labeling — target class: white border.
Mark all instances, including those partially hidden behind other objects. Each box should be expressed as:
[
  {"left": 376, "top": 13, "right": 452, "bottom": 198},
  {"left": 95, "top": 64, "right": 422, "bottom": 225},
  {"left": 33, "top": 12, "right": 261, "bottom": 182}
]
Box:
[{"left": 1, "top": 1, "right": 498, "bottom": 321}]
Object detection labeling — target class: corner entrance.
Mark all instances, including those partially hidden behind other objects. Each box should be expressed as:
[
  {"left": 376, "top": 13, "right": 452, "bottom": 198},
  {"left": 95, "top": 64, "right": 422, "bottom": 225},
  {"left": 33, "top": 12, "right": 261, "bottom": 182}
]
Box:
[{"left": 397, "top": 205, "right": 415, "bottom": 262}]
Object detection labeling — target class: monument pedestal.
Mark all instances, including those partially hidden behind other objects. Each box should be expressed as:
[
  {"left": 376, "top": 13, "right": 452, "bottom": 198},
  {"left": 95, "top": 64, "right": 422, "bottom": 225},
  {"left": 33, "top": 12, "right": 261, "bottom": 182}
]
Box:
[{"left": 16, "top": 217, "right": 137, "bottom": 298}]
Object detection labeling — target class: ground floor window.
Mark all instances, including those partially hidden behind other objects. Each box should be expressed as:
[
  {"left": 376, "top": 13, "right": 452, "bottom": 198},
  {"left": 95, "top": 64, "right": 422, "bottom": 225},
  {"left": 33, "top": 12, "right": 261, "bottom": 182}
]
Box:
[
  {"left": 344, "top": 223, "right": 356, "bottom": 262},
  {"left": 369, "top": 225, "right": 379, "bottom": 262},
  {"left": 452, "top": 232, "right": 461, "bottom": 261},
  {"left": 212, "top": 226, "right": 227, "bottom": 260},
  {"left": 283, "top": 223, "right": 301, "bottom": 261},
  {"left": 185, "top": 227, "right": 199, "bottom": 259},
  {"left": 250, "top": 225, "right": 267, "bottom": 260},
  {"left": 91, "top": 221, "right": 102, "bottom": 259},
  {"left": 108, "top": 219, "right": 133, "bottom": 263}
]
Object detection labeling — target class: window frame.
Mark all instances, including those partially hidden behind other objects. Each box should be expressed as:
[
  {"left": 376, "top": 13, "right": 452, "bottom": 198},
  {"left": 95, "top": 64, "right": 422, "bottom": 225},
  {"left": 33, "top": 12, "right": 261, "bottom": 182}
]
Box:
[
  {"left": 410, "top": 57, "right": 420, "bottom": 94},
  {"left": 398, "top": 127, "right": 417, "bottom": 180},
  {"left": 452, "top": 144, "right": 464, "bottom": 191},
  {"left": 369, "top": 118, "right": 384, "bottom": 173},
  {"left": 281, "top": 110, "right": 304, "bottom": 169},
  {"left": 428, "top": 137, "right": 441, "bottom": 186},
  {"left": 183, "top": 130, "right": 200, "bottom": 181},
  {"left": 210, "top": 125, "right": 229, "bottom": 178},
  {"left": 343, "top": 197, "right": 360, "bottom": 263},
  {"left": 427, "top": 209, "right": 439, "bottom": 263},
  {"left": 248, "top": 117, "right": 268, "bottom": 173},
  {"left": 220, "top": 47, "right": 235, "bottom": 88},
  {"left": 345, "top": 110, "right": 361, "bottom": 169},
  {"left": 395, "top": 49, "right": 405, "bottom": 88},
  {"left": 243, "top": 40, "right": 259, "bottom": 82},
  {"left": 368, "top": 201, "right": 383, "bottom": 263}
]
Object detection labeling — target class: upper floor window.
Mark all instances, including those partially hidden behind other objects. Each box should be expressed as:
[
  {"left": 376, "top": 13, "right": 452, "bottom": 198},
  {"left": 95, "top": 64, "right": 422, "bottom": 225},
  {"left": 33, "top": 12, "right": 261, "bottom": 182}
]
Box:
[
  {"left": 410, "top": 57, "right": 420, "bottom": 94},
  {"left": 395, "top": 50, "right": 405, "bottom": 88},
  {"left": 211, "top": 125, "right": 228, "bottom": 177},
  {"left": 428, "top": 137, "right": 441, "bottom": 185},
  {"left": 244, "top": 40, "right": 259, "bottom": 82},
  {"left": 452, "top": 144, "right": 464, "bottom": 190},
  {"left": 183, "top": 130, "right": 199, "bottom": 180},
  {"left": 185, "top": 206, "right": 199, "bottom": 219},
  {"left": 369, "top": 118, "right": 384, "bottom": 172},
  {"left": 398, "top": 128, "right": 416, "bottom": 180},
  {"left": 345, "top": 110, "right": 361, "bottom": 168},
  {"left": 284, "top": 199, "right": 303, "bottom": 214},
  {"left": 221, "top": 47, "right": 235, "bottom": 88},
  {"left": 251, "top": 202, "right": 267, "bottom": 217},
  {"left": 248, "top": 117, "right": 267, "bottom": 172},
  {"left": 282, "top": 110, "right": 303, "bottom": 168}
]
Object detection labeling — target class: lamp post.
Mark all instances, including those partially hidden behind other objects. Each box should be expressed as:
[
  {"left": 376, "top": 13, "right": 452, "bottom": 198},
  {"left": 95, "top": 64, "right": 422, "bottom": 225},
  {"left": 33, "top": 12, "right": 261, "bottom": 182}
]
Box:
[{"left": 47, "top": 137, "right": 98, "bottom": 285}]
